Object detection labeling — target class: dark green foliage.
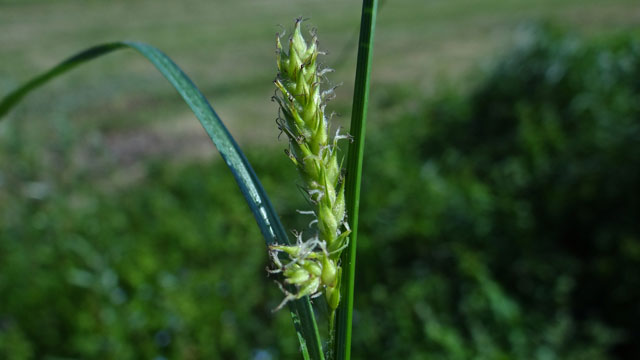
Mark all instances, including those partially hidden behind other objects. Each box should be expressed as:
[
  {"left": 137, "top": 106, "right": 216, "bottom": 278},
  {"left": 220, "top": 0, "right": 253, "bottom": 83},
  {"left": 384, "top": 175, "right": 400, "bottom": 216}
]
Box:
[
  {"left": 356, "top": 25, "right": 640, "bottom": 359},
  {"left": 0, "top": 155, "right": 301, "bottom": 359},
  {"left": 2, "top": 25, "right": 639, "bottom": 359}
]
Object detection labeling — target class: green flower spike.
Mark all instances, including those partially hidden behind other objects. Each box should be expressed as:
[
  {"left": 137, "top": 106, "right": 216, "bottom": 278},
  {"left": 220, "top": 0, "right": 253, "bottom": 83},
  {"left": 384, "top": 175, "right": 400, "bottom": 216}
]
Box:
[{"left": 269, "top": 19, "right": 351, "bottom": 320}]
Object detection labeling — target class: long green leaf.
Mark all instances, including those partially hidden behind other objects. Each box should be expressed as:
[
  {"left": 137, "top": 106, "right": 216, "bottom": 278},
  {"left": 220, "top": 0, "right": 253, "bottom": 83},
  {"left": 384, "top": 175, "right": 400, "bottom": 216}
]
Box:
[
  {"left": 334, "top": 1, "right": 379, "bottom": 359},
  {"left": 0, "top": 41, "right": 324, "bottom": 360}
]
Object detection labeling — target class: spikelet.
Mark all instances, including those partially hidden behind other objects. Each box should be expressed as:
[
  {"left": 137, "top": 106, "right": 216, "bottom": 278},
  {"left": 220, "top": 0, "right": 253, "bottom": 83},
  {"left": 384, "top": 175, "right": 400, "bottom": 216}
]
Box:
[{"left": 269, "top": 18, "right": 350, "bottom": 313}]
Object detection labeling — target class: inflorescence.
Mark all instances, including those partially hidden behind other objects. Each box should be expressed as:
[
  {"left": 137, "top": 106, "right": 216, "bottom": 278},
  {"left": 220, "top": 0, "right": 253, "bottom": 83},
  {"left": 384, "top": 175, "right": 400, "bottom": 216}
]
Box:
[{"left": 269, "top": 18, "right": 350, "bottom": 314}]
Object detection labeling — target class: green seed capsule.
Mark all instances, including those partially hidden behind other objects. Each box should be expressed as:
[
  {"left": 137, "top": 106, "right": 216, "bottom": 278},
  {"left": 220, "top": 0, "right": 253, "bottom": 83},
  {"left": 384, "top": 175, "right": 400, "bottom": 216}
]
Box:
[
  {"left": 298, "top": 277, "right": 321, "bottom": 299},
  {"left": 284, "top": 267, "right": 310, "bottom": 285},
  {"left": 326, "top": 284, "right": 340, "bottom": 310},
  {"left": 270, "top": 244, "right": 301, "bottom": 257},
  {"left": 303, "top": 260, "right": 322, "bottom": 277},
  {"left": 318, "top": 205, "right": 338, "bottom": 242},
  {"left": 321, "top": 256, "right": 338, "bottom": 287}
]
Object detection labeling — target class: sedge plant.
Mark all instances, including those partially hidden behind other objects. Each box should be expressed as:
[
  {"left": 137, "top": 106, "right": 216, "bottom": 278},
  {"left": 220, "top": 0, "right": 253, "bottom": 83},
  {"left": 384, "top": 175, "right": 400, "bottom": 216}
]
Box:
[{"left": 0, "top": 0, "right": 378, "bottom": 358}]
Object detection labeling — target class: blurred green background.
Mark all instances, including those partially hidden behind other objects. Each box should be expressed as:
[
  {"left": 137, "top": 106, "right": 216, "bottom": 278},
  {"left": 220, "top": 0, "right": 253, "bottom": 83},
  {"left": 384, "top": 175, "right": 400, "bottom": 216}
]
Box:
[{"left": 2, "top": 0, "right": 640, "bottom": 359}]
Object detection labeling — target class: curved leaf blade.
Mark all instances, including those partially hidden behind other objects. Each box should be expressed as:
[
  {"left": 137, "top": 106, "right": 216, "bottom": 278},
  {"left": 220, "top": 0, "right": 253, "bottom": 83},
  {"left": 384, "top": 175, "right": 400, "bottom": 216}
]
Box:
[{"left": 0, "top": 41, "right": 324, "bottom": 360}]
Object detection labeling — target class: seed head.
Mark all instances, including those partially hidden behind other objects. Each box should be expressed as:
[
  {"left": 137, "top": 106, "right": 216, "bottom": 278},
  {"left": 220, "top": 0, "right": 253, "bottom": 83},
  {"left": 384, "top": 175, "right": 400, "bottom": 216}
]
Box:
[{"left": 270, "top": 18, "right": 350, "bottom": 313}]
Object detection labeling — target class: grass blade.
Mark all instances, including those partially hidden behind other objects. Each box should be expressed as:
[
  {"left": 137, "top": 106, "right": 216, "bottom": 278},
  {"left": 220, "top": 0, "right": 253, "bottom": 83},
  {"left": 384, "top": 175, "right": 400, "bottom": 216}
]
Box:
[
  {"left": 0, "top": 41, "right": 324, "bottom": 360},
  {"left": 334, "top": 0, "right": 379, "bottom": 359}
]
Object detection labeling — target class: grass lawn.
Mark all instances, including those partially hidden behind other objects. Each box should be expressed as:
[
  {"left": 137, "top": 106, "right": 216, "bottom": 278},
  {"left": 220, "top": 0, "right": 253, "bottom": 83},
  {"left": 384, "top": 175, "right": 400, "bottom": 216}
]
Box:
[
  {"left": 0, "top": 0, "right": 638, "bottom": 196},
  {"left": 1, "top": 0, "right": 638, "bottom": 162}
]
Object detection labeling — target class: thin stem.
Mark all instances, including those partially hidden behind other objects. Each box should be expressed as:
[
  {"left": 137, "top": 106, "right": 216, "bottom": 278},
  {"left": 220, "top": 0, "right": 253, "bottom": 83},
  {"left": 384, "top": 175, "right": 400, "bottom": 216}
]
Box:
[{"left": 333, "top": 0, "right": 379, "bottom": 359}]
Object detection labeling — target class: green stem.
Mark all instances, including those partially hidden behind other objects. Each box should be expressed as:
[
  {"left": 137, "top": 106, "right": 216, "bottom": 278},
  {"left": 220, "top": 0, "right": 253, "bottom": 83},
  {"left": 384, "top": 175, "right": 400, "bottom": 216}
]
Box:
[
  {"left": 333, "top": 0, "right": 379, "bottom": 359},
  {"left": 327, "top": 309, "right": 337, "bottom": 359}
]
